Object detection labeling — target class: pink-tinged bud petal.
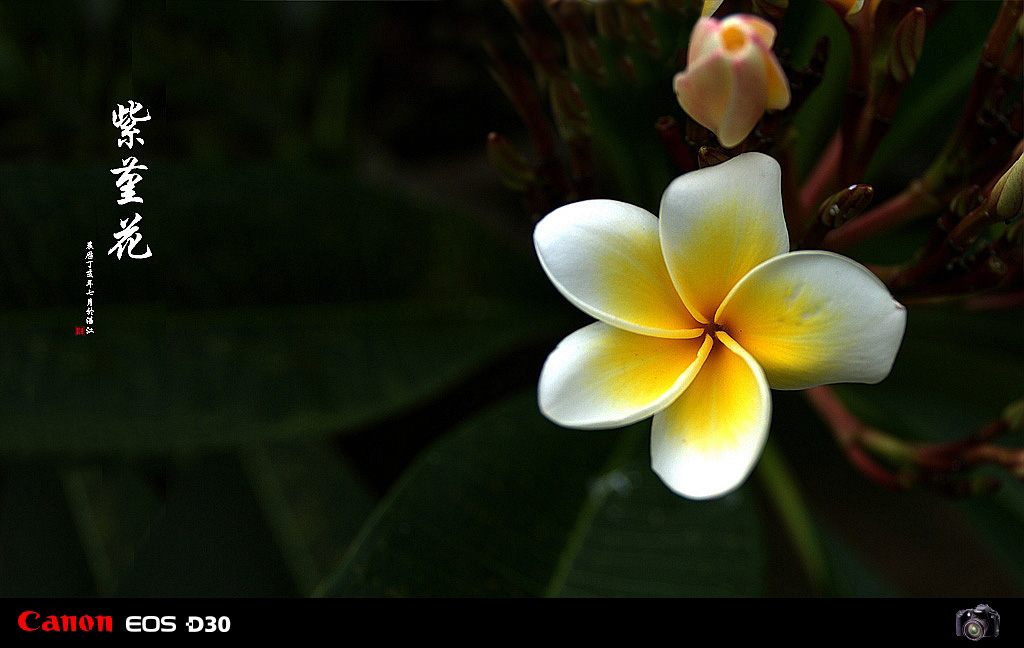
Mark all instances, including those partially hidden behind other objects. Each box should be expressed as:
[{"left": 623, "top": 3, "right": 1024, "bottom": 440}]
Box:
[
  {"left": 688, "top": 15, "right": 723, "bottom": 62},
  {"left": 674, "top": 15, "right": 791, "bottom": 149}
]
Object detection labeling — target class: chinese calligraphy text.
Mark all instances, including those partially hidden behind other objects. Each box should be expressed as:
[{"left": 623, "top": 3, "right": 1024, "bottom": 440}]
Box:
[{"left": 109, "top": 101, "right": 153, "bottom": 260}]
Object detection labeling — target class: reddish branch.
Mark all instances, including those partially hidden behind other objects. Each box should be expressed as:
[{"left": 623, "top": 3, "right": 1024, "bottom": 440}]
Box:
[{"left": 803, "top": 386, "right": 1024, "bottom": 496}]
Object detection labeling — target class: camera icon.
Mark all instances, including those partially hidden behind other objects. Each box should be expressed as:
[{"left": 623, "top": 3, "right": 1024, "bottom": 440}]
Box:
[{"left": 956, "top": 604, "right": 1000, "bottom": 640}]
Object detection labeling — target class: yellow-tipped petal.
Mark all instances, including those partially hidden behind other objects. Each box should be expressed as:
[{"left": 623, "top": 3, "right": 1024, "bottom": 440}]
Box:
[
  {"left": 539, "top": 325, "right": 713, "bottom": 430},
  {"left": 701, "top": 0, "right": 724, "bottom": 17},
  {"left": 762, "top": 41, "right": 791, "bottom": 110},
  {"left": 659, "top": 152, "right": 789, "bottom": 322},
  {"left": 535, "top": 199, "right": 703, "bottom": 338},
  {"left": 716, "top": 251, "right": 907, "bottom": 390},
  {"left": 650, "top": 332, "right": 771, "bottom": 500}
]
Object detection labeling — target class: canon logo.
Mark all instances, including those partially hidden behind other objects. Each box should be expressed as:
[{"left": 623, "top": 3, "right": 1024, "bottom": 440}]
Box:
[{"left": 17, "top": 611, "right": 113, "bottom": 633}]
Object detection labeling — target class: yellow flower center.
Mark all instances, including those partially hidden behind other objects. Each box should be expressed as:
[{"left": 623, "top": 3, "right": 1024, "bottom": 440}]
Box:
[
  {"left": 702, "top": 319, "right": 725, "bottom": 338},
  {"left": 720, "top": 25, "right": 746, "bottom": 52}
]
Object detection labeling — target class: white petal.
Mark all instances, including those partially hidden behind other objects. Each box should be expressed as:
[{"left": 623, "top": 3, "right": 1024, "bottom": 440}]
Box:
[
  {"left": 539, "top": 323, "right": 713, "bottom": 430},
  {"left": 716, "top": 250, "right": 907, "bottom": 390},
  {"left": 659, "top": 152, "right": 789, "bottom": 322},
  {"left": 535, "top": 199, "right": 703, "bottom": 338},
  {"left": 651, "top": 333, "right": 771, "bottom": 500}
]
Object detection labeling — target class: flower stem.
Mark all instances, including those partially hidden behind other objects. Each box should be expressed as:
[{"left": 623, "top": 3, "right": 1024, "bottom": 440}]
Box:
[
  {"left": 836, "top": 7, "right": 875, "bottom": 184},
  {"left": 802, "top": 386, "right": 905, "bottom": 490},
  {"left": 798, "top": 131, "right": 842, "bottom": 221},
  {"left": 805, "top": 386, "right": 1024, "bottom": 493}
]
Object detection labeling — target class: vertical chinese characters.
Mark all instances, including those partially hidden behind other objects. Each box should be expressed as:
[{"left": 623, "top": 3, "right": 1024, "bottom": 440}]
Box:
[
  {"left": 109, "top": 101, "right": 153, "bottom": 260},
  {"left": 110, "top": 156, "right": 147, "bottom": 205},
  {"left": 111, "top": 100, "right": 150, "bottom": 149},
  {"left": 82, "top": 241, "right": 95, "bottom": 335}
]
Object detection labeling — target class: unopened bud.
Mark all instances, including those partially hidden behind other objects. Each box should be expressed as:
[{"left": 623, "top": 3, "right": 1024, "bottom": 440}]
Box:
[
  {"left": 988, "top": 154, "right": 1024, "bottom": 221},
  {"left": 697, "top": 145, "right": 729, "bottom": 168},
  {"left": 549, "top": 77, "right": 590, "bottom": 141},
  {"left": 675, "top": 14, "right": 790, "bottom": 148},
  {"left": 817, "top": 184, "right": 874, "bottom": 229},
  {"left": 887, "top": 7, "right": 926, "bottom": 84},
  {"left": 486, "top": 132, "right": 536, "bottom": 192}
]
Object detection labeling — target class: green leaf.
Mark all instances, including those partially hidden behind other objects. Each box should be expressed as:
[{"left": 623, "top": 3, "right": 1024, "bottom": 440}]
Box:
[
  {"left": 549, "top": 448, "right": 764, "bottom": 597},
  {"left": 0, "top": 463, "right": 95, "bottom": 596},
  {"left": 317, "top": 392, "right": 765, "bottom": 597},
  {"left": 240, "top": 442, "right": 376, "bottom": 595},
  {"left": 115, "top": 454, "right": 297, "bottom": 596},
  {"left": 0, "top": 441, "right": 376, "bottom": 598},
  {"left": 0, "top": 164, "right": 548, "bottom": 307},
  {"left": 1, "top": 159, "right": 568, "bottom": 455},
  {"left": 0, "top": 299, "right": 568, "bottom": 454},
  {"left": 58, "top": 464, "right": 163, "bottom": 597}
]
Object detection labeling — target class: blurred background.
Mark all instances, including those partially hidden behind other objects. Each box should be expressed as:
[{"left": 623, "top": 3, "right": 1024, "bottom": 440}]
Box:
[{"left": 0, "top": 0, "right": 1021, "bottom": 597}]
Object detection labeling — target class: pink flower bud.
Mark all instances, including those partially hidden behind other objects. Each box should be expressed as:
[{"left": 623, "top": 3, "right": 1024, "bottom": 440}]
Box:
[{"left": 673, "top": 15, "right": 790, "bottom": 149}]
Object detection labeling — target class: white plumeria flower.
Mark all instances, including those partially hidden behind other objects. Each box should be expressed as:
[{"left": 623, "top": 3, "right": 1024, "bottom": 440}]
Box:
[{"left": 534, "top": 152, "right": 906, "bottom": 500}]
